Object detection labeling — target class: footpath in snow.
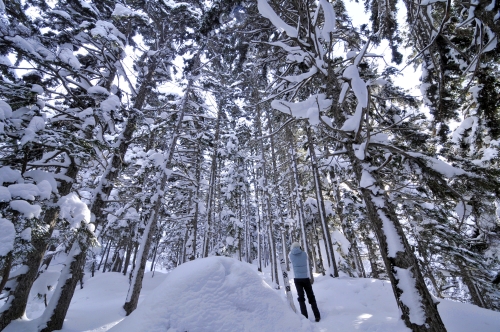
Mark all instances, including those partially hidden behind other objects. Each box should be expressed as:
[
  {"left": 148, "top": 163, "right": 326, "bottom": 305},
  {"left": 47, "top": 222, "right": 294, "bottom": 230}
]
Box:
[{"left": 4, "top": 256, "right": 500, "bottom": 332}]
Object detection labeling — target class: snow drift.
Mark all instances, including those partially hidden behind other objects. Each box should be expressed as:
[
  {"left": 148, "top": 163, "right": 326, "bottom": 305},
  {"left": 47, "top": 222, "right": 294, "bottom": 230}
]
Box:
[{"left": 109, "top": 257, "right": 312, "bottom": 332}]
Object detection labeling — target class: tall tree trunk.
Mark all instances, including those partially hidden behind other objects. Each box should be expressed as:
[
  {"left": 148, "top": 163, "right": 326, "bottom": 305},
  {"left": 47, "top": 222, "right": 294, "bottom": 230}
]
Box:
[
  {"left": 0, "top": 253, "right": 13, "bottom": 301},
  {"left": 365, "top": 234, "right": 381, "bottom": 278},
  {"left": 202, "top": 105, "right": 222, "bottom": 257},
  {"left": 150, "top": 233, "right": 161, "bottom": 271},
  {"left": 98, "top": 239, "right": 111, "bottom": 271},
  {"left": 122, "top": 235, "right": 133, "bottom": 276},
  {"left": 251, "top": 161, "right": 263, "bottom": 272},
  {"left": 0, "top": 160, "right": 78, "bottom": 330},
  {"left": 285, "top": 126, "right": 314, "bottom": 281},
  {"left": 123, "top": 211, "right": 158, "bottom": 315},
  {"left": 331, "top": 175, "right": 364, "bottom": 277},
  {"left": 244, "top": 190, "right": 251, "bottom": 263},
  {"left": 38, "top": 240, "right": 87, "bottom": 332},
  {"left": 185, "top": 145, "right": 203, "bottom": 261},
  {"left": 89, "top": 56, "right": 159, "bottom": 229},
  {"left": 123, "top": 56, "right": 201, "bottom": 314},
  {"left": 306, "top": 126, "right": 338, "bottom": 277},
  {"left": 255, "top": 102, "right": 279, "bottom": 289},
  {"left": 311, "top": 216, "right": 326, "bottom": 275},
  {"left": 102, "top": 240, "right": 113, "bottom": 273},
  {"left": 458, "top": 260, "right": 488, "bottom": 309},
  {"left": 349, "top": 147, "right": 446, "bottom": 331}
]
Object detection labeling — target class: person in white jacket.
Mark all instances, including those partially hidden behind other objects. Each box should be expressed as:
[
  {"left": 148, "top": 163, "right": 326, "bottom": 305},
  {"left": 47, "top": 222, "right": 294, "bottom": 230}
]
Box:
[{"left": 289, "top": 242, "right": 321, "bottom": 322}]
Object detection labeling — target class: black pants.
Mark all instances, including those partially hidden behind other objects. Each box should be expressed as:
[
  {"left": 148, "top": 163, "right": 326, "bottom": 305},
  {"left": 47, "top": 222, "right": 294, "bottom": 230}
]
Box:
[{"left": 294, "top": 278, "right": 320, "bottom": 320}]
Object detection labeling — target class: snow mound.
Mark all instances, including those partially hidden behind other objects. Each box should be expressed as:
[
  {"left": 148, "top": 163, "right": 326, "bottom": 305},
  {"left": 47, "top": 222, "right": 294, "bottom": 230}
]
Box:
[{"left": 110, "top": 257, "right": 312, "bottom": 332}]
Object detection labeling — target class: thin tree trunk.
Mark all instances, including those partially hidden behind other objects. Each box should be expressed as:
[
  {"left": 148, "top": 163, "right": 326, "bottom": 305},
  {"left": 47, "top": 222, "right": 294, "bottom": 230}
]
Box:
[
  {"left": 255, "top": 102, "right": 279, "bottom": 289},
  {"left": 150, "top": 233, "right": 161, "bottom": 271},
  {"left": 251, "top": 161, "right": 263, "bottom": 272},
  {"left": 123, "top": 212, "right": 158, "bottom": 315},
  {"left": 202, "top": 105, "right": 222, "bottom": 257},
  {"left": 123, "top": 54, "right": 201, "bottom": 314},
  {"left": 97, "top": 239, "right": 111, "bottom": 271},
  {"left": 285, "top": 126, "right": 314, "bottom": 281},
  {"left": 186, "top": 145, "right": 202, "bottom": 261},
  {"left": 459, "top": 260, "right": 488, "bottom": 308},
  {"left": 352, "top": 242, "right": 366, "bottom": 278},
  {"left": 365, "top": 234, "right": 381, "bottom": 278},
  {"left": 331, "top": 175, "right": 364, "bottom": 277},
  {"left": 311, "top": 216, "right": 326, "bottom": 275},
  {"left": 306, "top": 126, "right": 338, "bottom": 277},
  {"left": 122, "top": 236, "right": 133, "bottom": 276},
  {"left": 89, "top": 56, "right": 160, "bottom": 229},
  {"left": 111, "top": 244, "right": 124, "bottom": 272},
  {"left": 130, "top": 242, "right": 139, "bottom": 277},
  {"left": 102, "top": 240, "right": 113, "bottom": 273},
  {"left": 244, "top": 190, "right": 251, "bottom": 263}
]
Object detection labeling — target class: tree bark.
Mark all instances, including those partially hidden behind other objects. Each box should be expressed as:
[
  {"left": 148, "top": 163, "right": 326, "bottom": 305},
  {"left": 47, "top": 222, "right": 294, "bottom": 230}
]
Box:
[
  {"left": 0, "top": 161, "right": 78, "bottom": 331},
  {"left": 285, "top": 126, "right": 314, "bottom": 281},
  {"left": 251, "top": 161, "right": 263, "bottom": 272},
  {"left": 123, "top": 213, "right": 158, "bottom": 315},
  {"left": 123, "top": 54, "right": 201, "bottom": 314},
  {"left": 202, "top": 105, "right": 222, "bottom": 257},
  {"left": 38, "top": 240, "right": 87, "bottom": 332},
  {"left": 349, "top": 147, "right": 446, "bottom": 331},
  {"left": 306, "top": 126, "right": 338, "bottom": 277},
  {"left": 255, "top": 102, "right": 279, "bottom": 288}
]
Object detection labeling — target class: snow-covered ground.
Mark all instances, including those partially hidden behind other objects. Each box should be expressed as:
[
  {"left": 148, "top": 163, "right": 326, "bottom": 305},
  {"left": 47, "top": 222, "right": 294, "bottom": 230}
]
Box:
[{"left": 4, "top": 255, "right": 500, "bottom": 332}]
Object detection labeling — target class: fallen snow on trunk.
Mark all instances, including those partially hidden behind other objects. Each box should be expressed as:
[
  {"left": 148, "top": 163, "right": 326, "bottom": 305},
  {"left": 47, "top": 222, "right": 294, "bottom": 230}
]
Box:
[{"left": 110, "top": 256, "right": 312, "bottom": 332}]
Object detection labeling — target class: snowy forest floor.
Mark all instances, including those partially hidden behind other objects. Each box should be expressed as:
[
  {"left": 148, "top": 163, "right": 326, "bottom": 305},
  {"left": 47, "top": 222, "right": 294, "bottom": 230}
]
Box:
[{"left": 4, "top": 255, "right": 500, "bottom": 332}]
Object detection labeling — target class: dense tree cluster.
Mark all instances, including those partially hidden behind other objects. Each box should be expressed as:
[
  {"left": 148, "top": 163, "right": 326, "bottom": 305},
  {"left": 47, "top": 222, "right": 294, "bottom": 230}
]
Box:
[{"left": 1, "top": 0, "right": 499, "bottom": 331}]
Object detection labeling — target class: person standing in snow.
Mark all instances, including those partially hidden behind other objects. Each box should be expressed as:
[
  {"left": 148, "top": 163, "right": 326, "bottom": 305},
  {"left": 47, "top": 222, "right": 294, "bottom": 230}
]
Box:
[{"left": 289, "top": 242, "right": 321, "bottom": 322}]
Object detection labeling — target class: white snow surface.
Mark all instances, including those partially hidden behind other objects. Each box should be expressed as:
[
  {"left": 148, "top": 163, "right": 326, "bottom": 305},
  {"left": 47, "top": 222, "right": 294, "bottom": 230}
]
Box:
[
  {"left": 394, "top": 267, "right": 426, "bottom": 325},
  {"left": 378, "top": 209, "right": 405, "bottom": 257},
  {"left": 30, "top": 84, "right": 44, "bottom": 94},
  {"left": 87, "top": 85, "right": 110, "bottom": 96},
  {"left": 112, "top": 3, "right": 135, "bottom": 16},
  {"left": 258, "top": 0, "right": 298, "bottom": 38},
  {"left": 24, "top": 170, "right": 58, "bottom": 195},
  {"left": 111, "top": 256, "right": 310, "bottom": 332},
  {"left": 0, "top": 186, "right": 11, "bottom": 202},
  {"left": 112, "top": 3, "right": 145, "bottom": 18},
  {"left": 271, "top": 94, "right": 332, "bottom": 126},
  {"left": 319, "top": 0, "right": 336, "bottom": 34},
  {"left": 100, "top": 95, "right": 120, "bottom": 112},
  {"left": 4, "top": 256, "right": 500, "bottom": 332},
  {"left": 8, "top": 183, "right": 41, "bottom": 200},
  {"left": 9, "top": 200, "right": 42, "bottom": 219},
  {"left": 407, "top": 152, "right": 466, "bottom": 178},
  {"left": 343, "top": 65, "right": 368, "bottom": 107},
  {"left": 0, "top": 166, "right": 21, "bottom": 185},
  {"left": 0, "top": 218, "right": 15, "bottom": 256},
  {"left": 0, "top": 100, "right": 13, "bottom": 120},
  {"left": 58, "top": 193, "right": 91, "bottom": 228},
  {"left": 58, "top": 47, "right": 81, "bottom": 70},
  {"left": 91, "top": 20, "right": 126, "bottom": 47}
]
